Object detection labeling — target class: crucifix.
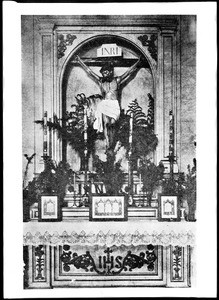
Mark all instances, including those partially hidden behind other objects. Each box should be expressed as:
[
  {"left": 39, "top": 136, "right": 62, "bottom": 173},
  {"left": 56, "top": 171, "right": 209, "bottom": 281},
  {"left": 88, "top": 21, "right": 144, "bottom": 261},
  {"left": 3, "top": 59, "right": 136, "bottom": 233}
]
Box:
[{"left": 73, "top": 54, "right": 146, "bottom": 151}]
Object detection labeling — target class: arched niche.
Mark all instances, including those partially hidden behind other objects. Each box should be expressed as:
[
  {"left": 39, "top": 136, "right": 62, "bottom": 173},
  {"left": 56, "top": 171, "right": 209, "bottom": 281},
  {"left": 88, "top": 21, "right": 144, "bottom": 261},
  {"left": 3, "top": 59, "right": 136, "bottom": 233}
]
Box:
[{"left": 61, "top": 35, "right": 155, "bottom": 172}]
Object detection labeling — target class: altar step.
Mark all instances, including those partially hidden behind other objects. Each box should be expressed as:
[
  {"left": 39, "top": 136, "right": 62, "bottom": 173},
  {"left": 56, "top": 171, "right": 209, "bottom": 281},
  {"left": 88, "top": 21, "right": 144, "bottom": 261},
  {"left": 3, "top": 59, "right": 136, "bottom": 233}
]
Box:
[{"left": 62, "top": 206, "right": 158, "bottom": 220}]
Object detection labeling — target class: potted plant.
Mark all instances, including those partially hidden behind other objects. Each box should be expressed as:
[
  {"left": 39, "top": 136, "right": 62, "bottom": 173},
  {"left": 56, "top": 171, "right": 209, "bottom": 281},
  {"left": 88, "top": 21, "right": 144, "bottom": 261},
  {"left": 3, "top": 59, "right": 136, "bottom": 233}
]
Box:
[
  {"left": 138, "top": 159, "right": 165, "bottom": 206},
  {"left": 91, "top": 153, "right": 125, "bottom": 196},
  {"left": 23, "top": 156, "right": 77, "bottom": 221}
]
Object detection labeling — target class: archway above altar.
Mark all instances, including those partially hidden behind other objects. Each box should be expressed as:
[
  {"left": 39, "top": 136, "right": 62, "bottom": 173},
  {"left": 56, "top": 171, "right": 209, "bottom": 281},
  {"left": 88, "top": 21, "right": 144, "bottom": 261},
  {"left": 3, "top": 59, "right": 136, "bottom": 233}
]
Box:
[{"left": 62, "top": 35, "right": 155, "bottom": 171}]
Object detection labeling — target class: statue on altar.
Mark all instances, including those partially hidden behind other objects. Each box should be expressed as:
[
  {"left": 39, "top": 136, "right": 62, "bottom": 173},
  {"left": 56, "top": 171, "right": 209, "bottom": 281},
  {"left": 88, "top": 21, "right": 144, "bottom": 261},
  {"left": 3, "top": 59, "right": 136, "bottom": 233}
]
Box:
[{"left": 75, "top": 55, "right": 142, "bottom": 149}]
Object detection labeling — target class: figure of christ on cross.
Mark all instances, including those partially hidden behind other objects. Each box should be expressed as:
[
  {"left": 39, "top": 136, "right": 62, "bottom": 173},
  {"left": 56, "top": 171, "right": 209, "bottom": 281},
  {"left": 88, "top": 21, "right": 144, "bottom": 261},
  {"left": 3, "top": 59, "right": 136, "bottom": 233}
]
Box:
[{"left": 75, "top": 55, "right": 142, "bottom": 150}]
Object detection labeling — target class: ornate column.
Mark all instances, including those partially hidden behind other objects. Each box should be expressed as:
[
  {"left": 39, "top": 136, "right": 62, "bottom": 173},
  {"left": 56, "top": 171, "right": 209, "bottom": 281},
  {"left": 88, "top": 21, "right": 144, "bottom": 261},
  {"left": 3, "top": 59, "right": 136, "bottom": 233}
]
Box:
[{"left": 33, "top": 17, "right": 56, "bottom": 173}]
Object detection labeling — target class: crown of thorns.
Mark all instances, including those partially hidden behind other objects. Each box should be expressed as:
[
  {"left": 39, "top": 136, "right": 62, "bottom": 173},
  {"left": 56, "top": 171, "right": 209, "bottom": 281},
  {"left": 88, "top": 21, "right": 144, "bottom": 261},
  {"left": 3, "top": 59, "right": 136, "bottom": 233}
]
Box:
[{"left": 100, "top": 62, "right": 114, "bottom": 73}]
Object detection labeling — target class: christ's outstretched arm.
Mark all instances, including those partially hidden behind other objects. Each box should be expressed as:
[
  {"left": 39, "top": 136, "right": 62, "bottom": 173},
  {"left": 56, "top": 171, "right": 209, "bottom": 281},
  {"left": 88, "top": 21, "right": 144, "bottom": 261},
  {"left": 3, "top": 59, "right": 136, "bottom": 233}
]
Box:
[
  {"left": 75, "top": 55, "right": 101, "bottom": 83},
  {"left": 117, "top": 57, "right": 141, "bottom": 86}
]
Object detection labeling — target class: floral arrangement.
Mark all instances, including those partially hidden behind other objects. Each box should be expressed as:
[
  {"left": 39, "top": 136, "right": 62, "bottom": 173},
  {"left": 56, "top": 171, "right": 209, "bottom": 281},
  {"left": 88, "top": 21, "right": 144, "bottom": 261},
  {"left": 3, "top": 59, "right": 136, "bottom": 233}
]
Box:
[
  {"left": 161, "top": 158, "right": 196, "bottom": 221},
  {"left": 23, "top": 156, "right": 77, "bottom": 208},
  {"left": 35, "top": 94, "right": 104, "bottom": 165},
  {"left": 138, "top": 158, "right": 165, "bottom": 205},
  {"left": 115, "top": 97, "right": 158, "bottom": 164},
  {"left": 34, "top": 94, "right": 158, "bottom": 197},
  {"left": 91, "top": 153, "right": 126, "bottom": 195},
  {"left": 35, "top": 94, "right": 157, "bottom": 167}
]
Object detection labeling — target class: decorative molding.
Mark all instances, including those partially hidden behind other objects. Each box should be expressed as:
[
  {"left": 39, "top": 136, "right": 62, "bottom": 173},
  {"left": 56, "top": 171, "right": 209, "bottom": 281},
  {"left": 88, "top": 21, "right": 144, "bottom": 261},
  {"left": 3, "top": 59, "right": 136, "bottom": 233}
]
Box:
[
  {"left": 60, "top": 244, "right": 157, "bottom": 275},
  {"left": 138, "top": 34, "right": 157, "bottom": 61},
  {"left": 23, "top": 230, "right": 195, "bottom": 246},
  {"left": 57, "top": 34, "right": 77, "bottom": 59},
  {"left": 35, "top": 15, "right": 179, "bottom": 28}
]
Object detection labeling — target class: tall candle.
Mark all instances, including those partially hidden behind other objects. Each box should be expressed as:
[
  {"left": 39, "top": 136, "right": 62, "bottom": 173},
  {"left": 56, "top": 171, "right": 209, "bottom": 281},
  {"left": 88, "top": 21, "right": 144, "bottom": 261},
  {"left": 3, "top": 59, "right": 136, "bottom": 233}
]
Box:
[
  {"left": 84, "top": 105, "right": 88, "bottom": 142},
  {"left": 139, "top": 173, "right": 142, "bottom": 193},
  {"left": 128, "top": 112, "right": 134, "bottom": 199},
  {"left": 169, "top": 110, "right": 174, "bottom": 177},
  {"left": 49, "top": 117, "right": 52, "bottom": 157},
  {"left": 169, "top": 110, "right": 174, "bottom": 158},
  {"left": 129, "top": 112, "right": 133, "bottom": 145},
  {"left": 84, "top": 103, "right": 88, "bottom": 187},
  {"left": 43, "top": 111, "right": 48, "bottom": 156},
  {"left": 73, "top": 172, "right": 76, "bottom": 193}
]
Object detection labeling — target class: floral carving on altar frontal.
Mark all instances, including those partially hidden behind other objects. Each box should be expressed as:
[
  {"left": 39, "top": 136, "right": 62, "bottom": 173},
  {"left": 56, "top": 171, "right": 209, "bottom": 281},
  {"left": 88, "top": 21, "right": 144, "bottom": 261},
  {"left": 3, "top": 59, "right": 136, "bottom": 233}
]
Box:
[
  {"left": 60, "top": 244, "right": 157, "bottom": 275},
  {"left": 33, "top": 245, "right": 46, "bottom": 281},
  {"left": 138, "top": 34, "right": 157, "bottom": 61},
  {"left": 57, "top": 33, "right": 77, "bottom": 59},
  {"left": 171, "top": 246, "right": 184, "bottom": 281}
]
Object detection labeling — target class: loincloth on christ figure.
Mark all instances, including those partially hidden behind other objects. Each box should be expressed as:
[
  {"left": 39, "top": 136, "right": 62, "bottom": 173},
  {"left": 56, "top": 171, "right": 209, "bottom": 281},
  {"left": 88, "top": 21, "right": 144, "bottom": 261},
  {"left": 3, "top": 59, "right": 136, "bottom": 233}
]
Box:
[{"left": 93, "top": 99, "right": 120, "bottom": 132}]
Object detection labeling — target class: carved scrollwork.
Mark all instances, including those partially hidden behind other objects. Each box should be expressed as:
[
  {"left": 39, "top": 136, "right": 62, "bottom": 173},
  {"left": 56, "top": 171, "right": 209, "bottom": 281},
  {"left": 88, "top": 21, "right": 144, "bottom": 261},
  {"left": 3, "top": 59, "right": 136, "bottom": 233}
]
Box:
[
  {"left": 60, "top": 245, "right": 157, "bottom": 275},
  {"left": 57, "top": 34, "right": 77, "bottom": 59},
  {"left": 138, "top": 34, "right": 157, "bottom": 61}
]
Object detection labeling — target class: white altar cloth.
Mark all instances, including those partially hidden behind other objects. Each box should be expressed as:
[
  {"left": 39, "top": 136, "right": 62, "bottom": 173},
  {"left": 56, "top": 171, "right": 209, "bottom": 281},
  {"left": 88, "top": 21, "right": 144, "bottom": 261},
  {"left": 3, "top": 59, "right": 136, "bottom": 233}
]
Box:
[{"left": 23, "top": 220, "right": 195, "bottom": 246}]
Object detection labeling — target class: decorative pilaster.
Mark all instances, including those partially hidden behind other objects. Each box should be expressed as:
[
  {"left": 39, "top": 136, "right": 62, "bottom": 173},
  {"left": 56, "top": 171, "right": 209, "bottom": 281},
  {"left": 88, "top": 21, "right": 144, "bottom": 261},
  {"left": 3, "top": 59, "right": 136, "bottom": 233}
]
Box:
[
  {"left": 166, "top": 245, "right": 191, "bottom": 287},
  {"left": 26, "top": 244, "right": 51, "bottom": 288},
  {"left": 171, "top": 246, "right": 183, "bottom": 281},
  {"left": 33, "top": 18, "right": 55, "bottom": 173},
  {"left": 156, "top": 26, "right": 178, "bottom": 164}
]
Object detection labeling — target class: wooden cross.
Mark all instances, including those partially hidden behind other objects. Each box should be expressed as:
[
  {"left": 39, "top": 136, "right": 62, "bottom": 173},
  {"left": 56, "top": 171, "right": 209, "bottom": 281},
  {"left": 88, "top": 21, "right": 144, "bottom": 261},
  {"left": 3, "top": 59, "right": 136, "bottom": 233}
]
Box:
[{"left": 71, "top": 57, "right": 150, "bottom": 68}]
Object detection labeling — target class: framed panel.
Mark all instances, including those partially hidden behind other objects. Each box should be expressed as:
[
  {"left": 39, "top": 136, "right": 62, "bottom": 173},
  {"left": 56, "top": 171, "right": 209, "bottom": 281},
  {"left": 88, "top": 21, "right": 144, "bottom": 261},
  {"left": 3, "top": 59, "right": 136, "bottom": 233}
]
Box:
[
  {"left": 158, "top": 194, "right": 180, "bottom": 221},
  {"left": 38, "top": 194, "right": 61, "bottom": 222},
  {"left": 89, "top": 195, "right": 127, "bottom": 221}
]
